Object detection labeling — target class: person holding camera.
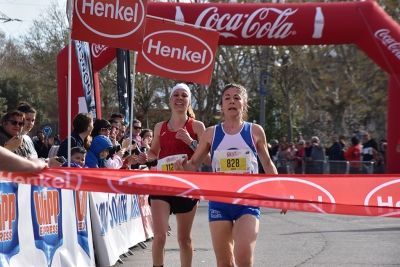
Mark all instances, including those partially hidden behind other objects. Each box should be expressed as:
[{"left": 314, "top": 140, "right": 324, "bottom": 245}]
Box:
[{"left": 0, "top": 110, "right": 30, "bottom": 158}]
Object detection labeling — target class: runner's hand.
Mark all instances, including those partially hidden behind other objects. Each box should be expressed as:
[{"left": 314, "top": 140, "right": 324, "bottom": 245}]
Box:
[
  {"left": 173, "top": 156, "right": 187, "bottom": 171},
  {"left": 175, "top": 128, "right": 192, "bottom": 145},
  {"left": 138, "top": 153, "right": 147, "bottom": 164}
]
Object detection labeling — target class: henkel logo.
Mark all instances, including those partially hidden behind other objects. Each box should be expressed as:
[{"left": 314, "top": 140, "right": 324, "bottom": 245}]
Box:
[
  {"left": 374, "top": 29, "right": 400, "bottom": 60},
  {"left": 233, "top": 177, "right": 335, "bottom": 214},
  {"left": 142, "top": 31, "right": 214, "bottom": 74},
  {"left": 107, "top": 173, "right": 205, "bottom": 200},
  {"left": 91, "top": 43, "right": 108, "bottom": 58},
  {"left": 75, "top": 0, "right": 146, "bottom": 38},
  {"left": 0, "top": 171, "right": 82, "bottom": 191},
  {"left": 364, "top": 179, "right": 400, "bottom": 217},
  {"left": 194, "top": 7, "right": 297, "bottom": 39}
]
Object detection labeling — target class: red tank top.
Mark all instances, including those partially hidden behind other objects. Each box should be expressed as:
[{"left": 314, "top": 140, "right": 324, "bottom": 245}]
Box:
[{"left": 158, "top": 117, "right": 197, "bottom": 160}]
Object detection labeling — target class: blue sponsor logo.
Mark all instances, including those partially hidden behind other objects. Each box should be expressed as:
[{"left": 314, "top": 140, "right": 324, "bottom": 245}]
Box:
[
  {"left": 0, "top": 183, "right": 19, "bottom": 266},
  {"left": 109, "top": 194, "right": 127, "bottom": 228},
  {"left": 130, "top": 195, "right": 141, "bottom": 220},
  {"left": 74, "top": 191, "right": 90, "bottom": 258},
  {"left": 31, "top": 186, "right": 63, "bottom": 267},
  {"left": 96, "top": 200, "right": 108, "bottom": 236}
]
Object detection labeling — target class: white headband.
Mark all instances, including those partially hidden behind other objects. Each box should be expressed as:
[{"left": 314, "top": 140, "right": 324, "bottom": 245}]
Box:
[{"left": 170, "top": 83, "right": 191, "bottom": 100}]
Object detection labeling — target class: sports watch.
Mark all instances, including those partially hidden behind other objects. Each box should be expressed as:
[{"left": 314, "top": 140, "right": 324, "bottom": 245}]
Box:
[{"left": 189, "top": 140, "right": 198, "bottom": 149}]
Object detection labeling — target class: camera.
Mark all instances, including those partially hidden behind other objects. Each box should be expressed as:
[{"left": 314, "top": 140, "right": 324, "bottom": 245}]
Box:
[{"left": 55, "top": 156, "right": 67, "bottom": 164}]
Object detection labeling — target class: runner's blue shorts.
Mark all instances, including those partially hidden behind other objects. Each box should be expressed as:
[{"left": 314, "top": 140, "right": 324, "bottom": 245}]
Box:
[{"left": 208, "top": 201, "right": 260, "bottom": 222}]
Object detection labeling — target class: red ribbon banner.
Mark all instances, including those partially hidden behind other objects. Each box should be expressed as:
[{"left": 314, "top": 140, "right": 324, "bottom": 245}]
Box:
[{"left": 1, "top": 169, "right": 399, "bottom": 218}]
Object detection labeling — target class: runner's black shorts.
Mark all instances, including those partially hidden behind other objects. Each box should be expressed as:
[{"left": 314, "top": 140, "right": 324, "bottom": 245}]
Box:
[{"left": 148, "top": 195, "right": 199, "bottom": 214}]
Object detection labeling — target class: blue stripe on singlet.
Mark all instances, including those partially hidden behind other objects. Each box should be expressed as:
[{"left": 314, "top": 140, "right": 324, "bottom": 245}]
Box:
[
  {"left": 240, "top": 122, "right": 258, "bottom": 158},
  {"left": 211, "top": 123, "right": 224, "bottom": 162}
]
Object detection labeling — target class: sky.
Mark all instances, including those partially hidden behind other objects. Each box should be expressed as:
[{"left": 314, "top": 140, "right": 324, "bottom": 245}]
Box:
[{"left": 0, "top": 0, "right": 66, "bottom": 38}]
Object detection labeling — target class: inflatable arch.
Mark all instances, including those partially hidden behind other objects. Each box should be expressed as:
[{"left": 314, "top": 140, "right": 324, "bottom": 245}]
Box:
[{"left": 57, "top": 1, "right": 400, "bottom": 173}]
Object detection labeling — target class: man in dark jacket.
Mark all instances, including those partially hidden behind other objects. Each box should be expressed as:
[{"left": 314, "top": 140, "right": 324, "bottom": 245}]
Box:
[
  {"left": 34, "top": 131, "right": 52, "bottom": 158},
  {"left": 325, "top": 134, "right": 345, "bottom": 174}
]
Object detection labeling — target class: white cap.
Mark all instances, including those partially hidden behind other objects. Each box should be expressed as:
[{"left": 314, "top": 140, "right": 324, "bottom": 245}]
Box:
[{"left": 170, "top": 83, "right": 191, "bottom": 100}]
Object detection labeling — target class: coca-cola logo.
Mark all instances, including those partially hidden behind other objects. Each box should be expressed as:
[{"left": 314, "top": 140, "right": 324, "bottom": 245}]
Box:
[
  {"left": 233, "top": 177, "right": 335, "bottom": 214},
  {"left": 74, "top": 0, "right": 146, "bottom": 38},
  {"left": 374, "top": 29, "right": 400, "bottom": 60},
  {"left": 364, "top": 179, "right": 400, "bottom": 217},
  {"left": 91, "top": 44, "right": 108, "bottom": 58},
  {"left": 142, "top": 31, "right": 213, "bottom": 74},
  {"left": 194, "top": 7, "right": 297, "bottom": 39}
]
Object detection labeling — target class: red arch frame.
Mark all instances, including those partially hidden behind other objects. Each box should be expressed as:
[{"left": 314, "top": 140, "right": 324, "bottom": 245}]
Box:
[{"left": 57, "top": 1, "right": 400, "bottom": 173}]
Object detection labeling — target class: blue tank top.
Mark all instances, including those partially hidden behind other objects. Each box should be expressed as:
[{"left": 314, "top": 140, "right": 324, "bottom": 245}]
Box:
[{"left": 210, "top": 122, "right": 258, "bottom": 174}]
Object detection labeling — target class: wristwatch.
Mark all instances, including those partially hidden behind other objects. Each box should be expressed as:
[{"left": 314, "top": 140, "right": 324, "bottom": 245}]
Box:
[{"left": 189, "top": 140, "right": 198, "bottom": 149}]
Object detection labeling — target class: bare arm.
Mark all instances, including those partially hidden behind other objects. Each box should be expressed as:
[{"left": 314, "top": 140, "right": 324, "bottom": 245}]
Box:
[
  {"left": 0, "top": 146, "right": 47, "bottom": 172},
  {"left": 144, "top": 122, "right": 162, "bottom": 162},
  {"left": 174, "top": 127, "right": 214, "bottom": 171},
  {"left": 252, "top": 124, "right": 277, "bottom": 174},
  {"left": 252, "top": 125, "right": 286, "bottom": 214},
  {"left": 192, "top": 120, "right": 211, "bottom": 166}
]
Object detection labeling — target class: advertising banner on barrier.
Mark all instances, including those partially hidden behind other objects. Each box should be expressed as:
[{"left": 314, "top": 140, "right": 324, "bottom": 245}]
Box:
[
  {"left": 138, "top": 195, "right": 153, "bottom": 239},
  {"left": 136, "top": 16, "right": 220, "bottom": 85},
  {"left": 0, "top": 183, "right": 94, "bottom": 267},
  {"left": 72, "top": 0, "right": 148, "bottom": 51},
  {"left": 90, "top": 192, "right": 145, "bottom": 267},
  {"left": 2, "top": 170, "right": 400, "bottom": 218}
]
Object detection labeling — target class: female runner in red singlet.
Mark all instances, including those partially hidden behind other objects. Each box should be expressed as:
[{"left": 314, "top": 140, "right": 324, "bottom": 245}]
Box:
[{"left": 139, "top": 83, "right": 208, "bottom": 267}]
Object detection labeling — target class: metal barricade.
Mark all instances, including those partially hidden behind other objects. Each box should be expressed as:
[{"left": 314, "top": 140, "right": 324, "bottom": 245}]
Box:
[
  {"left": 302, "top": 159, "right": 326, "bottom": 174},
  {"left": 327, "top": 160, "right": 349, "bottom": 174},
  {"left": 347, "top": 161, "right": 375, "bottom": 174},
  {"left": 274, "top": 159, "right": 290, "bottom": 174}
]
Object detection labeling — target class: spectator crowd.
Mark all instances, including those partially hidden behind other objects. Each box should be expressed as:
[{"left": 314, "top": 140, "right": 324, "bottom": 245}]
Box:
[{"left": 267, "top": 132, "right": 386, "bottom": 175}]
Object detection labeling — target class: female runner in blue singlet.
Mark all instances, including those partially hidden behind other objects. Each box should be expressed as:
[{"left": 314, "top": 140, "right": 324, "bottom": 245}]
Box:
[{"left": 174, "top": 83, "right": 286, "bottom": 267}]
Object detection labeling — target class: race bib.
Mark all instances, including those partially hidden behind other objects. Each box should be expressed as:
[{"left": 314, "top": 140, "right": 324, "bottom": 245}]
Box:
[
  {"left": 363, "top": 147, "right": 372, "bottom": 155},
  {"left": 213, "top": 149, "right": 252, "bottom": 173},
  {"left": 157, "top": 154, "right": 187, "bottom": 171}
]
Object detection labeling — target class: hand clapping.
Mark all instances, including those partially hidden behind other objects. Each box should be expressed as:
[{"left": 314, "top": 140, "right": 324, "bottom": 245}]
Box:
[{"left": 4, "top": 136, "right": 23, "bottom": 152}]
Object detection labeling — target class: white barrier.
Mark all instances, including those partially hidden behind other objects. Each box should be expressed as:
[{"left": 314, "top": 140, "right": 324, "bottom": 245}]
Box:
[
  {"left": 90, "top": 192, "right": 146, "bottom": 267},
  {"left": 0, "top": 182, "right": 94, "bottom": 267},
  {"left": 0, "top": 181, "right": 150, "bottom": 267}
]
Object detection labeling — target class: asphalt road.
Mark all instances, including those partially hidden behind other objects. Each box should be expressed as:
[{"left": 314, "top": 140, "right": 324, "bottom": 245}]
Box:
[{"left": 113, "top": 201, "right": 400, "bottom": 267}]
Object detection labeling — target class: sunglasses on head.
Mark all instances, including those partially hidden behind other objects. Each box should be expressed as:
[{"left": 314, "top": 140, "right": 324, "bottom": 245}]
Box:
[
  {"left": 7, "top": 120, "right": 25, "bottom": 127},
  {"left": 100, "top": 127, "right": 111, "bottom": 132},
  {"left": 133, "top": 126, "right": 142, "bottom": 130}
]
